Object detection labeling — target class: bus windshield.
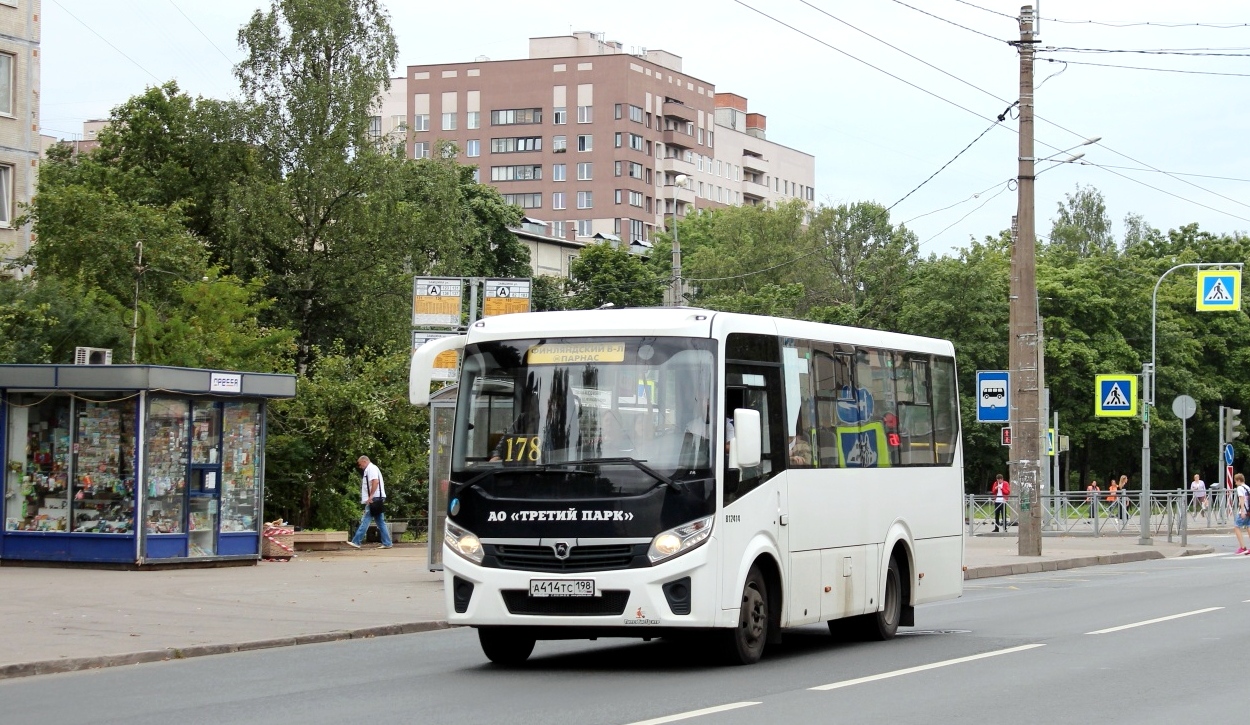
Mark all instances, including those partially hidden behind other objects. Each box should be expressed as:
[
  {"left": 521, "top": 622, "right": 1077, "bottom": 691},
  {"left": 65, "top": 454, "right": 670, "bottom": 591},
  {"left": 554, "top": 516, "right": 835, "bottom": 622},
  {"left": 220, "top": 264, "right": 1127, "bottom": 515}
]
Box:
[{"left": 452, "top": 337, "right": 718, "bottom": 494}]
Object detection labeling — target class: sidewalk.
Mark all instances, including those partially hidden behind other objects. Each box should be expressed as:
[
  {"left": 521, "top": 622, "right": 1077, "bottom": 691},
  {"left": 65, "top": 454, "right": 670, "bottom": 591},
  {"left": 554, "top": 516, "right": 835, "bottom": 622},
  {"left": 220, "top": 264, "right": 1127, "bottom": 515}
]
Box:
[{"left": 0, "top": 535, "right": 1213, "bottom": 679}]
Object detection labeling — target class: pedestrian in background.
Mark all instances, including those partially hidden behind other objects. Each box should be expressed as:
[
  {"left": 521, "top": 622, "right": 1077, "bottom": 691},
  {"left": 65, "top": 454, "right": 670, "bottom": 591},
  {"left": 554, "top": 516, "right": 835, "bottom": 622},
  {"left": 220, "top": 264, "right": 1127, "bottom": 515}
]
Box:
[
  {"left": 1086, "top": 480, "right": 1100, "bottom": 519},
  {"left": 991, "top": 474, "right": 1010, "bottom": 533},
  {"left": 1117, "top": 474, "right": 1130, "bottom": 520},
  {"left": 1106, "top": 479, "right": 1120, "bottom": 521},
  {"left": 1233, "top": 472, "right": 1250, "bottom": 555},
  {"left": 1190, "top": 473, "right": 1207, "bottom": 519},
  {"left": 346, "top": 455, "right": 392, "bottom": 550}
]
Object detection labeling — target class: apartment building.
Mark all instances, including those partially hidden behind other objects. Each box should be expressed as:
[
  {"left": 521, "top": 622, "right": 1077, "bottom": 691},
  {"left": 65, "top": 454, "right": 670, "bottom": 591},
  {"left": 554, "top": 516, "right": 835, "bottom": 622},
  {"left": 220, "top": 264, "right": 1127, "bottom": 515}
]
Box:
[
  {"left": 402, "top": 31, "right": 815, "bottom": 253},
  {"left": 0, "top": 0, "right": 39, "bottom": 268}
]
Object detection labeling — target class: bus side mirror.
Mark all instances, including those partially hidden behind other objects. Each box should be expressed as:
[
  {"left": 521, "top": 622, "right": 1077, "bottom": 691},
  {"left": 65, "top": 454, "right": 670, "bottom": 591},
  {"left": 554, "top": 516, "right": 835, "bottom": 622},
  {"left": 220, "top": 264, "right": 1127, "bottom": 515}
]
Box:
[
  {"left": 409, "top": 335, "right": 467, "bottom": 406},
  {"left": 731, "top": 408, "right": 761, "bottom": 469}
]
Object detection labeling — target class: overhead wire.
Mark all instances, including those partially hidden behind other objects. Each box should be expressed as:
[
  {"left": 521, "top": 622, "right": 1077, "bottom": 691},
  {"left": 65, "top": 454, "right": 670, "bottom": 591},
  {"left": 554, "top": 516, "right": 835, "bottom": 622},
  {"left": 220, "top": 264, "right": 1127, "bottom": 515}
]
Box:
[
  {"left": 919, "top": 182, "right": 1013, "bottom": 247},
  {"left": 886, "top": 115, "right": 1006, "bottom": 211},
  {"left": 949, "top": 0, "right": 1250, "bottom": 29},
  {"left": 1036, "top": 56, "right": 1250, "bottom": 78},
  {"left": 1043, "top": 46, "right": 1250, "bottom": 56},
  {"left": 886, "top": 0, "right": 1008, "bottom": 43},
  {"left": 49, "top": 0, "right": 162, "bottom": 84},
  {"left": 167, "top": 0, "right": 236, "bottom": 66}
]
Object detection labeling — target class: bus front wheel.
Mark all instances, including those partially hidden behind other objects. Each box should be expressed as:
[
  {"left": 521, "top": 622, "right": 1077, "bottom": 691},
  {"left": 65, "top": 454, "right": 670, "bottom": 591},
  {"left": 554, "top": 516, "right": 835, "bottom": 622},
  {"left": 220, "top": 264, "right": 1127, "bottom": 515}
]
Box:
[
  {"left": 478, "top": 627, "right": 536, "bottom": 665},
  {"left": 720, "top": 565, "right": 768, "bottom": 665}
]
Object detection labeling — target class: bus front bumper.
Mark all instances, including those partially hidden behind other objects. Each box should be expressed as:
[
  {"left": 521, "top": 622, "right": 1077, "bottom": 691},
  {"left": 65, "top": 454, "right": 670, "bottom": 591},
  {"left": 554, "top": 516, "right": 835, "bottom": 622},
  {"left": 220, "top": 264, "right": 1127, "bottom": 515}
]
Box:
[{"left": 442, "top": 537, "right": 720, "bottom": 631}]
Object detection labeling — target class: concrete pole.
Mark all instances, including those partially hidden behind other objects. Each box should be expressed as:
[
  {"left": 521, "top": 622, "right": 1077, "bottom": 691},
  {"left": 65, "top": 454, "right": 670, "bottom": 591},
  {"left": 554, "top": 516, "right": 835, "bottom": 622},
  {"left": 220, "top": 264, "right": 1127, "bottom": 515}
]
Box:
[{"left": 1009, "top": 6, "right": 1042, "bottom": 556}]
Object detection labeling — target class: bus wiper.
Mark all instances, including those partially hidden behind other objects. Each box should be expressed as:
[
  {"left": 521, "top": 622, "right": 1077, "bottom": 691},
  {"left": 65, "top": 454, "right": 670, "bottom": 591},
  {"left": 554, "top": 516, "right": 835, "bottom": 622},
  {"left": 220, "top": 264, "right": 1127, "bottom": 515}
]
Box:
[
  {"left": 576, "top": 457, "right": 676, "bottom": 488},
  {"left": 455, "top": 463, "right": 596, "bottom": 493}
]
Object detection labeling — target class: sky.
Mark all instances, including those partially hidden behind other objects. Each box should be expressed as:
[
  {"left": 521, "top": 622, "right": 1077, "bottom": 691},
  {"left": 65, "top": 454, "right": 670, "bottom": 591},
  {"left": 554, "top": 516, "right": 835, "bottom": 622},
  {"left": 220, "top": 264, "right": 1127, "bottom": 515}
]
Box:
[{"left": 38, "top": 0, "right": 1250, "bottom": 257}]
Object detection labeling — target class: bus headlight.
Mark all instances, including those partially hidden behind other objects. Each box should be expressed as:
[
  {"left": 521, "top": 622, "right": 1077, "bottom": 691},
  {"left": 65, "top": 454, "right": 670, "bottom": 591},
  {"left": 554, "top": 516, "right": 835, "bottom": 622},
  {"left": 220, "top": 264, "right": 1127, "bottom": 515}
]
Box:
[
  {"left": 648, "top": 515, "right": 714, "bottom": 564},
  {"left": 445, "top": 519, "right": 484, "bottom": 564}
]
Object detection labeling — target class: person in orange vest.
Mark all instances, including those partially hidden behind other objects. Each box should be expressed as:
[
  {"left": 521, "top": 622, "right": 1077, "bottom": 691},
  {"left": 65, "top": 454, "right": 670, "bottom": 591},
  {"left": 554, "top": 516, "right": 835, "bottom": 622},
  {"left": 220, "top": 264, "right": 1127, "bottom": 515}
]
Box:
[
  {"left": 991, "top": 474, "right": 1010, "bottom": 532},
  {"left": 1086, "top": 480, "right": 1101, "bottom": 519},
  {"left": 1106, "top": 479, "right": 1120, "bottom": 523}
]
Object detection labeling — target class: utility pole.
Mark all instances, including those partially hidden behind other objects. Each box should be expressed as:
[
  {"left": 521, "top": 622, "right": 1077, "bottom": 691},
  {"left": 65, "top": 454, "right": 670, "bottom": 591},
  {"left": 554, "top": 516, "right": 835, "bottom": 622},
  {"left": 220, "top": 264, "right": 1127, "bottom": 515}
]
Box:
[{"left": 1009, "top": 5, "right": 1042, "bottom": 556}]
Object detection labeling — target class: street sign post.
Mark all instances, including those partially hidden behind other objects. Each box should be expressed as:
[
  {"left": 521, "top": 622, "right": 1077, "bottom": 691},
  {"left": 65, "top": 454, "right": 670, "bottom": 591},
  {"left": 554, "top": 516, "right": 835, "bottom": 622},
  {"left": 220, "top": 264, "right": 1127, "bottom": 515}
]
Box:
[
  {"left": 976, "top": 370, "right": 1010, "bottom": 423},
  {"left": 1095, "top": 374, "right": 1138, "bottom": 418},
  {"left": 1227, "top": 443, "right": 1235, "bottom": 466},
  {"left": 1196, "top": 269, "right": 1242, "bottom": 311}
]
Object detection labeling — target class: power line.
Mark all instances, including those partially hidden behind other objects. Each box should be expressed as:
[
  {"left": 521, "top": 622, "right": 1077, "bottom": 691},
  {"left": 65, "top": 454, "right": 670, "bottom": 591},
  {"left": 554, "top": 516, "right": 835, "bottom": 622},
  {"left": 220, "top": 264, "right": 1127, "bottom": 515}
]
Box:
[
  {"left": 1079, "top": 160, "right": 1250, "bottom": 223},
  {"left": 731, "top": 0, "right": 1003, "bottom": 126},
  {"left": 167, "top": 0, "right": 235, "bottom": 66},
  {"left": 1071, "top": 163, "right": 1250, "bottom": 184},
  {"left": 1044, "top": 46, "right": 1250, "bottom": 57},
  {"left": 1038, "top": 56, "right": 1250, "bottom": 78},
  {"left": 949, "top": 1, "right": 1250, "bottom": 29},
  {"left": 901, "top": 179, "right": 1013, "bottom": 225},
  {"left": 48, "top": 0, "right": 162, "bottom": 84},
  {"left": 918, "top": 182, "right": 1013, "bottom": 247},
  {"left": 887, "top": 0, "right": 1008, "bottom": 43},
  {"left": 887, "top": 117, "right": 1004, "bottom": 211}
]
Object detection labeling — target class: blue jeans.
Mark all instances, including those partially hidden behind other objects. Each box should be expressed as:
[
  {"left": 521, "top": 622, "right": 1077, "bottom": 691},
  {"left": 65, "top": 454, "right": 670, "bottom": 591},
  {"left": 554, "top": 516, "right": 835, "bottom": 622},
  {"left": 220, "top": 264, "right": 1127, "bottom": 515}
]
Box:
[{"left": 351, "top": 505, "right": 393, "bottom": 547}]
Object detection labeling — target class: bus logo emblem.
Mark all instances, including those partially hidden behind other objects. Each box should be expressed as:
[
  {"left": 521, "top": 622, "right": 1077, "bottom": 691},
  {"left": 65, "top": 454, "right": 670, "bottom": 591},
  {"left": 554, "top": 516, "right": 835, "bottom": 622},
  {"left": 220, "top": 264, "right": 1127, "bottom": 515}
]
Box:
[{"left": 553, "top": 542, "right": 572, "bottom": 560}]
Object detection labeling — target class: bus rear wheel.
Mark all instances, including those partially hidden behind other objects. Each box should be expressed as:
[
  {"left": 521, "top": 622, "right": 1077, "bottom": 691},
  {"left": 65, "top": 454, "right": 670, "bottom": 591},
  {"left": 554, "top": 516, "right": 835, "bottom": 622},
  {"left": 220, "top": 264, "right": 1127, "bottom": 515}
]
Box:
[
  {"left": 478, "top": 627, "right": 536, "bottom": 665},
  {"left": 720, "top": 565, "right": 768, "bottom": 665}
]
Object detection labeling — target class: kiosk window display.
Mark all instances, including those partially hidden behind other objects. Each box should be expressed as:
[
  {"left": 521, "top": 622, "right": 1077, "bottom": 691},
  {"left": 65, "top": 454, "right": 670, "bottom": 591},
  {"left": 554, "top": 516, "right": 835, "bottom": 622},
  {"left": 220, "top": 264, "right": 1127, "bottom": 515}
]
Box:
[{"left": 0, "top": 365, "right": 295, "bottom": 566}]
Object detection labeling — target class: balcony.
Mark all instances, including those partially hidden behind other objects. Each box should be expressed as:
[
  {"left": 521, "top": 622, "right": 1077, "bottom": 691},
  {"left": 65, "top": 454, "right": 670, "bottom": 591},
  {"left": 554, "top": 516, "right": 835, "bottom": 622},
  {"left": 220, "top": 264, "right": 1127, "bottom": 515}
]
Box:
[
  {"left": 662, "top": 128, "right": 694, "bottom": 150},
  {"left": 742, "top": 153, "right": 768, "bottom": 174},
  {"left": 743, "top": 181, "right": 767, "bottom": 202},
  {"left": 659, "top": 155, "right": 696, "bottom": 176},
  {"left": 662, "top": 101, "right": 695, "bottom": 123},
  {"left": 663, "top": 184, "right": 696, "bottom": 206}
]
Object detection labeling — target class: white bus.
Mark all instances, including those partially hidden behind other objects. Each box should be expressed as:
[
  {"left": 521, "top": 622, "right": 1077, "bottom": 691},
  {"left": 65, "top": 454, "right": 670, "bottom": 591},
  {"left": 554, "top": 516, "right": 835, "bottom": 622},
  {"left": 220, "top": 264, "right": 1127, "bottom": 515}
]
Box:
[{"left": 410, "top": 308, "right": 963, "bottom": 665}]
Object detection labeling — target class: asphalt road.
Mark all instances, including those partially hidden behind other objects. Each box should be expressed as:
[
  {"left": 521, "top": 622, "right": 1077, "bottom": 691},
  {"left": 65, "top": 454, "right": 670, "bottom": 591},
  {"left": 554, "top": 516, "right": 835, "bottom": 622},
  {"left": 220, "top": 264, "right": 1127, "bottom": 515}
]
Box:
[{"left": 4, "top": 537, "right": 1248, "bottom": 725}]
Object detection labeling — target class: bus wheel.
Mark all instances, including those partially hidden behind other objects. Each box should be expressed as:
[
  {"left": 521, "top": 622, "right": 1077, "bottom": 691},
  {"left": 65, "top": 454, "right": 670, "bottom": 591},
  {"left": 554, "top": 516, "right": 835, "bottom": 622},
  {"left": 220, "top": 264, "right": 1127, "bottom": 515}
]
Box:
[
  {"left": 478, "top": 627, "right": 536, "bottom": 665},
  {"left": 862, "top": 556, "right": 902, "bottom": 641},
  {"left": 721, "top": 565, "right": 768, "bottom": 665}
]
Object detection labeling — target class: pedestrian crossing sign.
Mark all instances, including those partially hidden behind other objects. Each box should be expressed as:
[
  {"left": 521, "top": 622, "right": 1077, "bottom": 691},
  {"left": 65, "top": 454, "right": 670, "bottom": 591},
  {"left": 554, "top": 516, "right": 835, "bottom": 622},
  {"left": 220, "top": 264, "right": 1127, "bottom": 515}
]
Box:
[
  {"left": 1196, "top": 269, "right": 1241, "bottom": 311},
  {"left": 1095, "top": 374, "right": 1137, "bottom": 417}
]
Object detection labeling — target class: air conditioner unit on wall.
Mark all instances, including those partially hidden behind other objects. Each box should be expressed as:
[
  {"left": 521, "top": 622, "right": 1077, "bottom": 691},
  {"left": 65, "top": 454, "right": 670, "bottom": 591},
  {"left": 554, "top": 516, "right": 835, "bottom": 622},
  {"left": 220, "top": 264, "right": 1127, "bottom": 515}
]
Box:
[{"left": 74, "top": 347, "right": 113, "bottom": 365}]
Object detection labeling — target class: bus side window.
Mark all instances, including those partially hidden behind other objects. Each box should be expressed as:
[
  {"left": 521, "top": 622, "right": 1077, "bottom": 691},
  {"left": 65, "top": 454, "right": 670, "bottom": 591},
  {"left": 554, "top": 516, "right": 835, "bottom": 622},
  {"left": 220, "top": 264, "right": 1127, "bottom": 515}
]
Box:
[
  {"left": 783, "top": 340, "right": 815, "bottom": 469},
  {"left": 812, "top": 344, "right": 854, "bottom": 469},
  {"left": 932, "top": 357, "right": 958, "bottom": 465},
  {"left": 724, "top": 365, "right": 786, "bottom": 506}
]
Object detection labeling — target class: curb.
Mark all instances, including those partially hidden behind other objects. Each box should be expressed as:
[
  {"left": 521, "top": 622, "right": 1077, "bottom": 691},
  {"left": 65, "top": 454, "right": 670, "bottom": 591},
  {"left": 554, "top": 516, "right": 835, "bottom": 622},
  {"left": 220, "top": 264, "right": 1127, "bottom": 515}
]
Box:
[
  {"left": 0, "top": 620, "right": 452, "bottom": 682},
  {"left": 963, "top": 546, "right": 1213, "bottom": 580}
]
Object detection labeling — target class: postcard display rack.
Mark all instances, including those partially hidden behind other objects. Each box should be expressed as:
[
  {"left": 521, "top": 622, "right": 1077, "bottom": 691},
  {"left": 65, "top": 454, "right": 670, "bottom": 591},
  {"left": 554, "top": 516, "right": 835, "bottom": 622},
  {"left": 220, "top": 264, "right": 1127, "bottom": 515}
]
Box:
[{"left": 0, "top": 365, "right": 294, "bottom": 566}]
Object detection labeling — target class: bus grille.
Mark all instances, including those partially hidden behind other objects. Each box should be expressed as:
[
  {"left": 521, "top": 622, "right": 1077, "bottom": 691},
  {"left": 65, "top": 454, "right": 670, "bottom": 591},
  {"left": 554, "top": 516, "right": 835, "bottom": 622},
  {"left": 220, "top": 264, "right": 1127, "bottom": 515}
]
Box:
[
  {"left": 486, "top": 543, "right": 645, "bottom": 572},
  {"left": 501, "top": 589, "right": 630, "bottom": 616}
]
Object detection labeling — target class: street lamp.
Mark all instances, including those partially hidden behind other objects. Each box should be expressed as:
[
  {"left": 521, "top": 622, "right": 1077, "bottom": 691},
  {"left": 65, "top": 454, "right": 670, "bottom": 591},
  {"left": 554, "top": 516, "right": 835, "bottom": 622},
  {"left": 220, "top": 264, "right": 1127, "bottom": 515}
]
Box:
[
  {"left": 669, "top": 173, "right": 689, "bottom": 307},
  {"left": 1139, "top": 261, "right": 1245, "bottom": 544}
]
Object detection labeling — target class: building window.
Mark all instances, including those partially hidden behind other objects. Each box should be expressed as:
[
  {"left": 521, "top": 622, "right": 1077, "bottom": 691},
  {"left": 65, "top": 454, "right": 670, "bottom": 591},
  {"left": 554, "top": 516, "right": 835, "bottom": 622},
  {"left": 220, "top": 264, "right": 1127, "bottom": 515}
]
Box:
[
  {"left": 414, "top": 142, "right": 430, "bottom": 159},
  {"left": 414, "top": 114, "right": 429, "bottom": 132},
  {"left": 577, "top": 105, "right": 593, "bottom": 123},
  {"left": 614, "top": 103, "right": 622, "bottom": 120},
  {"left": 698, "top": 128, "right": 703, "bottom": 145},
  {"left": 614, "top": 132, "right": 622, "bottom": 149},
  {"left": 629, "top": 105, "right": 643, "bottom": 123},
  {"left": 553, "top": 107, "right": 567, "bottom": 125},
  {"left": 552, "top": 220, "right": 566, "bottom": 238},
  {"left": 576, "top": 162, "right": 593, "bottom": 181},
  {"left": 646, "top": 196, "right": 653, "bottom": 213},
  {"left": 707, "top": 130, "right": 713, "bottom": 148},
  {"left": 629, "top": 191, "right": 644, "bottom": 208},
  {"left": 628, "top": 162, "right": 643, "bottom": 179},
  {"left": 471, "top": 168, "right": 480, "bottom": 183},
  {"left": 552, "top": 192, "right": 566, "bottom": 210},
  {"left": 467, "top": 111, "right": 480, "bottom": 130},
  {"left": 368, "top": 115, "right": 382, "bottom": 138},
  {"left": 615, "top": 189, "right": 622, "bottom": 205},
  {"left": 646, "top": 112, "right": 653, "bottom": 129},
  {"left": 630, "top": 218, "right": 646, "bottom": 241},
  {"left": 466, "top": 139, "right": 480, "bottom": 157},
  {"left": 646, "top": 168, "right": 653, "bottom": 184},
  {"left": 553, "top": 135, "right": 567, "bottom": 152},
  {"left": 628, "top": 133, "right": 643, "bottom": 152},
  {"left": 553, "top": 163, "right": 566, "bottom": 181},
  {"left": 502, "top": 193, "right": 542, "bottom": 209},
  {"left": 614, "top": 161, "right": 622, "bottom": 177},
  {"left": 491, "top": 165, "right": 542, "bottom": 181},
  {"left": 490, "top": 136, "right": 542, "bottom": 153},
  {"left": 577, "top": 134, "right": 593, "bottom": 152},
  {"left": 0, "top": 164, "right": 11, "bottom": 227},
  {"left": 577, "top": 191, "right": 593, "bottom": 209},
  {"left": 442, "top": 112, "right": 457, "bottom": 131},
  {"left": 577, "top": 220, "right": 593, "bottom": 237},
  {"left": 491, "top": 108, "right": 542, "bottom": 125}
]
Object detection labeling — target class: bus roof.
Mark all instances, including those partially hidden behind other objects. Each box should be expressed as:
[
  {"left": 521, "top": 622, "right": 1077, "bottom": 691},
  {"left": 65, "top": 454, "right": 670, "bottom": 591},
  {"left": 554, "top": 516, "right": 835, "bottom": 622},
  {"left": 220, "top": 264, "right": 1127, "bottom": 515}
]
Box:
[{"left": 466, "top": 307, "right": 954, "bottom": 357}]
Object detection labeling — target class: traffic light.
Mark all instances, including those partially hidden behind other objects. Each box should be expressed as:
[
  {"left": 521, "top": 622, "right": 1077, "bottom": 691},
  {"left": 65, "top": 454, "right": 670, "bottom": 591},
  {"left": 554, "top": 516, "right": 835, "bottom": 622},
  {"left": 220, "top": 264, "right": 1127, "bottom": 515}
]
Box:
[{"left": 1227, "top": 407, "right": 1244, "bottom": 443}]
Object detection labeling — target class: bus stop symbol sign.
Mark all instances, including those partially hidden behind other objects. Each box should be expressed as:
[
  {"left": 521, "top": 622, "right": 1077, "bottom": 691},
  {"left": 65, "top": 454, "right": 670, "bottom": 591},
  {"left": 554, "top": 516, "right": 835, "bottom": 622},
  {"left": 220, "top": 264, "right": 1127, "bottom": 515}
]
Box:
[{"left": 976, "top": 371, "right": 1010, "bottom": 423}]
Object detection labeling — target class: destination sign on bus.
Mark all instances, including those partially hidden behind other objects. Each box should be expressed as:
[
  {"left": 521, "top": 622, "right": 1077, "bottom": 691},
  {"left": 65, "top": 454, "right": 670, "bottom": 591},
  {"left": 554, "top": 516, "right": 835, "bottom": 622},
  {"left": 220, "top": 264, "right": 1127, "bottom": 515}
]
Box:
[{"left": 527, "top": 342, "right": 626, "bottom": 364}]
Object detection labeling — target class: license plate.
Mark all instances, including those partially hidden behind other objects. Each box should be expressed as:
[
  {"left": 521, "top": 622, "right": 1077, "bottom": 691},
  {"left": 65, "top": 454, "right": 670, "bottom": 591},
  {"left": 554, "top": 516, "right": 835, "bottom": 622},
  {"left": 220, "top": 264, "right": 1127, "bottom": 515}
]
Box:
[{"left": 529, "top": 579, "right": 596, "bottom": 597}]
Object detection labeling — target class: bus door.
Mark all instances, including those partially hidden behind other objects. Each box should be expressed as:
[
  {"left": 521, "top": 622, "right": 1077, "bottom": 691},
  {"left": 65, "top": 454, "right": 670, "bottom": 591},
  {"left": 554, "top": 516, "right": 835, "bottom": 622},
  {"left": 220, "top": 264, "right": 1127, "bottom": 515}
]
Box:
[{"left": 720, "top": 358, "right": 788, "bottom": 610}]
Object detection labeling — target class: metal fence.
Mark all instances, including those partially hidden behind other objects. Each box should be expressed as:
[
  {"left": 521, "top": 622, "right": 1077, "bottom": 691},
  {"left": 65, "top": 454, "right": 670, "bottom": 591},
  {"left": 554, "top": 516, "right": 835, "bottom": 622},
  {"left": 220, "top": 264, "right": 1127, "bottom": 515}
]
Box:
[{"left": 966, "top": 489, "right": 1234, "bottom": 543}]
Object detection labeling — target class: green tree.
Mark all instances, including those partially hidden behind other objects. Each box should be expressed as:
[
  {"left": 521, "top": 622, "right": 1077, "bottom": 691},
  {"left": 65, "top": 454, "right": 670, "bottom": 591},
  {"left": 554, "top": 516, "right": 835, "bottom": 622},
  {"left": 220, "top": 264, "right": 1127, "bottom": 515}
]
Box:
[
  {"left": 565, "top": 242, "right": 665, "bottom": 309},
  {"left": 1048, "top": 184, "right": 1115, "bottom": 258}
]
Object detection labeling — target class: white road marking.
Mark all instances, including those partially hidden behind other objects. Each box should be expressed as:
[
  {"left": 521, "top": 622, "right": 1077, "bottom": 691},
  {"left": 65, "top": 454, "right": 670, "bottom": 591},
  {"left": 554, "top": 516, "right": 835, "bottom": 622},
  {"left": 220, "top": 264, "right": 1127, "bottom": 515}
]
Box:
[
  {"left": 1086, "top": 607, "right": 1224, "bottom": 635},
  {"left": 809, "top": 644, "right": 1045, "bottom": 691},
  {"left": 624, "top": 702, "right": 761, "bottom": 725},
  {"left": 1171, "top": 553, "right": 1234, "bottom": 561}
]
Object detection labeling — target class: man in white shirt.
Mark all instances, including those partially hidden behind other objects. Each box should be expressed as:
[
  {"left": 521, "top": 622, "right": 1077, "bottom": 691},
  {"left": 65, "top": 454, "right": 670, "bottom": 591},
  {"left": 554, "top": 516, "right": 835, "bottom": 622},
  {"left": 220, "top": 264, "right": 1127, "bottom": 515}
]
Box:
[
  {"left": 1190, "top": 473, "right": 1207, "bottom": 518},
  {"left": 346, "top": 455, "right": 392, "bottom": 549}
]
